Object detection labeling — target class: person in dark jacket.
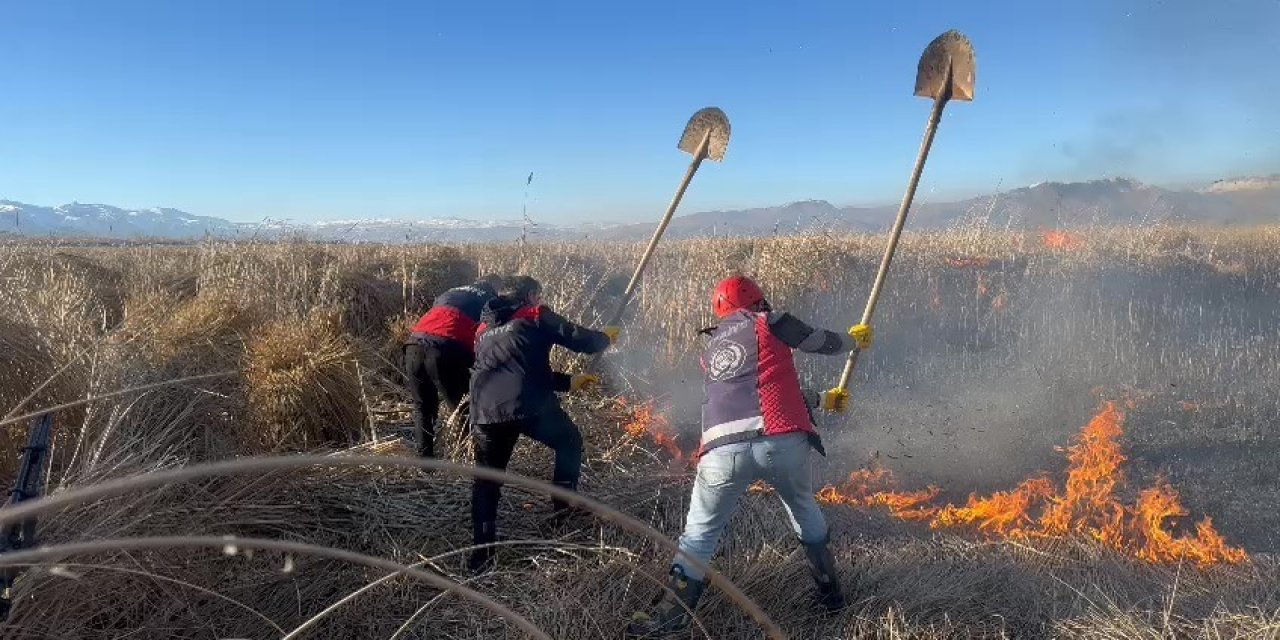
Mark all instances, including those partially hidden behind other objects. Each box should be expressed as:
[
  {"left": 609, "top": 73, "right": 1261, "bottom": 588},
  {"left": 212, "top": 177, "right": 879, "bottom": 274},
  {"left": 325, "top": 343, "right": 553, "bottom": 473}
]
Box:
[
  {"left": 627, "top": 275, "right": 873, "bottom": 637},
  {"left": 402, "top": 274, "right": 503, "bottom": 457},
  {"left": 468, "top": 275, "right": 619, "bottom": 574}
]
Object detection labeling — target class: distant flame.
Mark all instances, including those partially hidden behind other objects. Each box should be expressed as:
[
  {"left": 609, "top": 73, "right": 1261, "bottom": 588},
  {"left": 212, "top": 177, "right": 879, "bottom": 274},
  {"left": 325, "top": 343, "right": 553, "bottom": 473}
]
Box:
[
  {"left": 1041, "top": 230, "right": 1086, "bottom": 251},
  {"left": 816, "top": 402, "right": 1247, "bottom": 566}
]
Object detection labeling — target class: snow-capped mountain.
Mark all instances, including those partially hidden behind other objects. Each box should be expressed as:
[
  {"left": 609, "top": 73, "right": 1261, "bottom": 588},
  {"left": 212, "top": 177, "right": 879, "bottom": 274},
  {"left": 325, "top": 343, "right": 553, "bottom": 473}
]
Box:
[
  {"left": 1, "top": 174, "right": 1274, "bottom": 243},
  {"left": 281, "top": 218, "right": 544, "bottom": 243},
  {"left": 0, "top": 201, "right": 237, "bottom": 239}
]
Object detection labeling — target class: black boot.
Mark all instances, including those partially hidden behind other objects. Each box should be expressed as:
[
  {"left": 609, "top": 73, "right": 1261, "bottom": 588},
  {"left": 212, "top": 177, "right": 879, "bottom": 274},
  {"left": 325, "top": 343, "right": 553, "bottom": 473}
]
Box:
[
  {"left": 626, "top": 565, "right": 706, "bottom": 638},
  {"left": 468, "top": 521, "right": 497, "bottom": 576},
  {"left": 802, "top": 537, "right": 846, "bottom": 611}
]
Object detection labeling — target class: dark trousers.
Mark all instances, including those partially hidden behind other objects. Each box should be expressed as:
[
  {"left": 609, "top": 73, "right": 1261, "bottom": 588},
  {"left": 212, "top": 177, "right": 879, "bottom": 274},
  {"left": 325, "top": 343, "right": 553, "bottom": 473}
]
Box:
[
  {"left": 470, "top": 405, "right": 584, "bottom": 542},
  {"left": 402, "top": 340, "right": 472, "bottom": 457}
]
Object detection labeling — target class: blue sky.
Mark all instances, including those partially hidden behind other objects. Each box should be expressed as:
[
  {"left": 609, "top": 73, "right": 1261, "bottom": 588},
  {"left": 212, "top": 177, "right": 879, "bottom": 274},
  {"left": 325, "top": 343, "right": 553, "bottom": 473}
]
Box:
[{"left": 1, "top": 0, "right": 1276, "bottom": 223}]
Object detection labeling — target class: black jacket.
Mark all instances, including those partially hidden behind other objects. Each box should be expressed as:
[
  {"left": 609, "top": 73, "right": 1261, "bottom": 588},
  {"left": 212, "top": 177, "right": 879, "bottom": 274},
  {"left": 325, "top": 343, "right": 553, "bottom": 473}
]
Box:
[{"left": 470, "top": 296, "right": 610, "bottom": 424}]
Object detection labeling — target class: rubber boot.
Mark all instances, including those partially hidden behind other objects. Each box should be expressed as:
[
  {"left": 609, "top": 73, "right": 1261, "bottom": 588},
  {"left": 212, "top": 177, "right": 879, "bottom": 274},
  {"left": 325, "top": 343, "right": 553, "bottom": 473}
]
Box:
[
  {"left": 802, "top": 537, "right": 846, "bottom": 611},
  {"left": 468, "top": 521, "right": 497, "bottom": 576},
  {"left": 625, "top": 565, "right": 706, "bottom": 638}
]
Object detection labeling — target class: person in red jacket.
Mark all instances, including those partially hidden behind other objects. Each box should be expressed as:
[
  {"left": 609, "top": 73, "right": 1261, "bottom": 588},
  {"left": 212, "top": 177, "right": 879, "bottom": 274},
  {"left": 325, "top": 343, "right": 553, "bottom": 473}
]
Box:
[
  {"left": 627, "top": 275, "right": 873, "bottom": 637},
  {"left": 403, "top": 274, "right": 503, "bottom": 457}
]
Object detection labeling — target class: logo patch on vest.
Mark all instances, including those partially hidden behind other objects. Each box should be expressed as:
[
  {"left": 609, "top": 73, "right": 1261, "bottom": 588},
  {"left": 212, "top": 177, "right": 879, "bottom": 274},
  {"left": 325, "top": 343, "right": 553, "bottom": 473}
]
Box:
[{"left": 707, "top": 340, "right": 747, "bottom": 381}]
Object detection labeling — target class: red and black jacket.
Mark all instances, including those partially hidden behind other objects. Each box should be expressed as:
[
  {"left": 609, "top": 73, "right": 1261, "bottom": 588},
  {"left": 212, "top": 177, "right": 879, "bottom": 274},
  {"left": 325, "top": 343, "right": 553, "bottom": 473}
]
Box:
[
  {"left": 469, "top": 296, "right": 610, "bottom": 425},
  {"left": 409, "top": 284, "right": 496, "bottom": 351}
]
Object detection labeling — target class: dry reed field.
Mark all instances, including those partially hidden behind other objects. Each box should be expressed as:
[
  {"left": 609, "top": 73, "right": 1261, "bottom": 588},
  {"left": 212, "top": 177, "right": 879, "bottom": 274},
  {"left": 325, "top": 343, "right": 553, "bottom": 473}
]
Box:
[{"left": 1, "top": 226, "right": 1278, "bottom": 639}]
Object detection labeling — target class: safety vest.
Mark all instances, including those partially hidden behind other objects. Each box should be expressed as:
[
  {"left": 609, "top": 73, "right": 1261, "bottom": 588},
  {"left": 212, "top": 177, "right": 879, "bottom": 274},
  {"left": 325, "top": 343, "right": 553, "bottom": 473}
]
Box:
[{"left": 699, "top": 309, "right": 815, "bottom": 455}]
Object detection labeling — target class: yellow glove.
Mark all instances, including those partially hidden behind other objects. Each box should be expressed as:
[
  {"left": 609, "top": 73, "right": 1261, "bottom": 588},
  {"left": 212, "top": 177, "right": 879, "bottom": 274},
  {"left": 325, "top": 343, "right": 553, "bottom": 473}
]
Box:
[
  {"left": 849, "top": 324, "right": 873, "bottom": 350},
  {"left": 821, "top": 387, "right": 850, "bottom": 413},
  {"left": 570, "top": 374, "right": 600, "bottom": 392},
  {"left": 601, "top": 326, "right": 621, "bottom": 345}
]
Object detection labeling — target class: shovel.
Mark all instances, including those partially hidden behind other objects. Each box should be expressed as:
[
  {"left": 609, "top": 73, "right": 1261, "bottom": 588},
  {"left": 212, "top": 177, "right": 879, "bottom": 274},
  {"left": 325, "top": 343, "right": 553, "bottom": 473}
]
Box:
[
  {"left": 592, "top": 107, "right": 731, "bottom": 363},
  {"left": 822, "top": 30, "right": 976, "bottom": 412}
]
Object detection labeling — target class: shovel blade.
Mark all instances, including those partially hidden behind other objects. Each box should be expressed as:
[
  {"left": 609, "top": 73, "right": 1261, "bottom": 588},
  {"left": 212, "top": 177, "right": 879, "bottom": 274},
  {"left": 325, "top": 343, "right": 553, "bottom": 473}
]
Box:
[
  {"left": 677, "top": 107, "right": 731, "bottom": 162},
  {"left": 914, "top": 30, "right": 976, "bottom": 102}
]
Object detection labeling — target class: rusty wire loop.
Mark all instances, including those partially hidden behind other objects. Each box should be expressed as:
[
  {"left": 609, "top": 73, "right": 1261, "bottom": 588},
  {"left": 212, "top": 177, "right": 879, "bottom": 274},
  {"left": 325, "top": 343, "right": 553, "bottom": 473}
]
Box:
[
  {"left": 0, "top": 536, "right": 550, "bottom": 640},
  {"left": 0, "top": 455, "right": 785, "bottom": 639}
]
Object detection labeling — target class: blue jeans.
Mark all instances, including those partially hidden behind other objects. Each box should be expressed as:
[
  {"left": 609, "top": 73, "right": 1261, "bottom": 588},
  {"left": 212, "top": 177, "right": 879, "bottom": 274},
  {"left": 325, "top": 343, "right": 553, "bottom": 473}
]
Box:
[{"left": 672, "top": 432, "right": 829, "bottom": 581}]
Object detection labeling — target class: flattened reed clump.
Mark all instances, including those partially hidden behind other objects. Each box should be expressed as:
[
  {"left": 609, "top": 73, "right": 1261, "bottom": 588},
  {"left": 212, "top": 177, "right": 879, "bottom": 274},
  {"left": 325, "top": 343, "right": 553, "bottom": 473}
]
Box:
[
  {"left": 243, "top": 308, "right": 367, "bottom": 451},
  {"left": 336, "top": 268, "right": 405, "bottom": 339},
  {"left": 121, "top": 291, "right": 262, "bottom": 369}
]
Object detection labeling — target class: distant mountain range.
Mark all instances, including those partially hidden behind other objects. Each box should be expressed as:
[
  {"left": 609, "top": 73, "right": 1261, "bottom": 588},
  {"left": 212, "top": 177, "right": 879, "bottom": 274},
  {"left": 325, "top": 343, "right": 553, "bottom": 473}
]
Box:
[
  {"left": 2, "top": 174, "right": 1276, "bottom": 243},
  {"left": 0, "top": 201, "right": 238, "bottom": 239},
  {"left": 592, "top": 175, "right": 1280, "bottom": 240}
]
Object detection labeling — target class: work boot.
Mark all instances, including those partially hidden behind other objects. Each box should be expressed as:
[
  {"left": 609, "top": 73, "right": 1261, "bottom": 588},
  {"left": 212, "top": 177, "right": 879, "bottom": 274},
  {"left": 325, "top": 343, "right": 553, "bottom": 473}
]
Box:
[
  {"left": 625, "top": 565, "right": 706, "bottom": 638},
  {"left": 802, "top": 537, "right": 846, "bottom": 611},
  {"left": 468, "top": 521, "right": 497, "bottom": 576}
]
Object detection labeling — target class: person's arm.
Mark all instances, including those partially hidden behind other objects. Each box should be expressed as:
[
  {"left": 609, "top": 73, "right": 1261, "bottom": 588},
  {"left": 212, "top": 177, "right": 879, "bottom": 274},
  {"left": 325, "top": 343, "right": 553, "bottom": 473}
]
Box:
[
  {"left": 764, "top": 311, "right": 857, "bottom": 355},
  {"left": 537, "top": 307, "right": 611, "bottom": 354}
]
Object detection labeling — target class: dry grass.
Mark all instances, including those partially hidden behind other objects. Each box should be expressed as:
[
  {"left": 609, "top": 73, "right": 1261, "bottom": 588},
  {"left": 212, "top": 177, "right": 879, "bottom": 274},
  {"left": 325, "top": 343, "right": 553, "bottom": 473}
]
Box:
[
  {"left": 243, "top": 307, "right": 369, "bottom": 452},
  {"left": 121, "top": 291, "right": 262, "bottom": 367},
  {"left": 0, "top": 227, "right": 1277, "bottom": 639},
  {"left": 0, "top": 318, "right": 85, "bottom": 479}
]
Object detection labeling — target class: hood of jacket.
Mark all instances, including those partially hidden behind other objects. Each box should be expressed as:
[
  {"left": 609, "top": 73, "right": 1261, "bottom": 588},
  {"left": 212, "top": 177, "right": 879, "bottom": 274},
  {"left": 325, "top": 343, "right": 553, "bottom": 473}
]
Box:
[{"left": 480, "top": 295, "right": 541, "bottom": 327}]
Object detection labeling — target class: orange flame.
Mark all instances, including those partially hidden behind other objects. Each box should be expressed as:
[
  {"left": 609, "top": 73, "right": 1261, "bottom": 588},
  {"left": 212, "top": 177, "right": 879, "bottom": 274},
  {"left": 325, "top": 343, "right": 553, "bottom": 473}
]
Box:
[
  {"left": 1131, "top": 482, "right": 1247, "bottom": 565},
  {"left": 816, "top": 402, "right": 1247, "bottom": 566},
  {"left": 1041, "top": 230, "right": 1086, "bottom": 251},
  {"left": 617, "top": 397, "right": 685, "bottom": 462},
  {"left": 933, "top": 477, "right": 1055, "bottom": 535},
  {"left": 816, "top": 468, "right": 941, "bottom": 521}
]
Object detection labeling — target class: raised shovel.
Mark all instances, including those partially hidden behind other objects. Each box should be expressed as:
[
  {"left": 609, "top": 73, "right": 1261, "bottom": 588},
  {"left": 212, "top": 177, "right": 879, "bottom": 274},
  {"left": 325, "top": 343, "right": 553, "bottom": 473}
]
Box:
[
  {"left": 822, "top": 30, "right": 976, "bottom": 412},
  {"left": 592, "top": 107, "right": 731, "bottom": 364}
]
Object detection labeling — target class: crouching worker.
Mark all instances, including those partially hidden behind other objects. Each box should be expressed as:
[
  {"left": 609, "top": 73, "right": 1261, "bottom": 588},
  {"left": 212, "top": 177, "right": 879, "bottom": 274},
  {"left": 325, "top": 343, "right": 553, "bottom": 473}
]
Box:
[
  {"left": 627, "top": 275, "right": 874, "bottom": 637},
  {"left": 403, "top": 274, "right": 504, "bottom": 457},
  {"left": 468, "top": 276, "right": 620, "bottom": 574}
]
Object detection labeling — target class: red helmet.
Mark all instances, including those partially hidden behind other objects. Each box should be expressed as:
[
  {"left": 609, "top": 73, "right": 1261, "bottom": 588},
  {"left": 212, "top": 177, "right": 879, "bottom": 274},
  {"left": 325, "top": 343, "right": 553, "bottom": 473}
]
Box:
[{"left": 712, "top": 275, "right": 765, "bottom": 318}]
